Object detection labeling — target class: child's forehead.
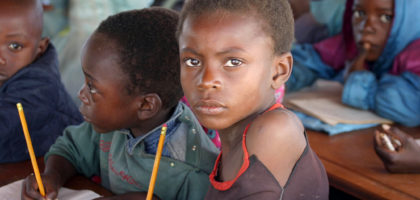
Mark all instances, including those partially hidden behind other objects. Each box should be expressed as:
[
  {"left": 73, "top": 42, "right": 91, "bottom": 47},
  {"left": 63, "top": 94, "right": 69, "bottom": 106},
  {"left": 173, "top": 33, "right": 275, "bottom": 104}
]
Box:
[
  {"left": 0, "top": 0, "right": 43, "bottom": 35},
  {"left": 353, "top": 0, "right": 394, "bottom": 9}
]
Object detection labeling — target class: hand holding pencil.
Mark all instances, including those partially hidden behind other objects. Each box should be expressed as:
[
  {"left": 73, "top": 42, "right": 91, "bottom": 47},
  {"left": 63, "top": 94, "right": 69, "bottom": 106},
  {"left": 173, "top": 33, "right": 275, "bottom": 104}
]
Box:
[{"left": 18, "top": 103, "right": 60, "bottom": 200}]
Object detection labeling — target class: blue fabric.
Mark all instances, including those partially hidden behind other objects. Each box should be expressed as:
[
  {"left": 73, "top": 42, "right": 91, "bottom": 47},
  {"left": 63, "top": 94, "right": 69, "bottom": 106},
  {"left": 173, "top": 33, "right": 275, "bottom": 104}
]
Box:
[
  {"left": 370, "top": 0, "right": 420, "bottom": 76},
  {"left": 0, "top": 44, "right": 83, "bottom": 163},
  {"left": 374, "top": 72, "right": 420, "bottom": 127},
  {"left": 125, "top": 102, "right": 183, "bottom": 157},
  {"left": 288, "top": 44, "right": 336, "bottom": 92},
  {"left": 342, "top": 70, "right": 377, "bottom": 110},
  {"left": 293, "top": 111, "right": 377, "bottom": 135},
  {"left": 310, "top": 0, "right": 346, "bottom": 36},
  {"left": 288, "top": 0, "right": 420, "bottom": 127}
]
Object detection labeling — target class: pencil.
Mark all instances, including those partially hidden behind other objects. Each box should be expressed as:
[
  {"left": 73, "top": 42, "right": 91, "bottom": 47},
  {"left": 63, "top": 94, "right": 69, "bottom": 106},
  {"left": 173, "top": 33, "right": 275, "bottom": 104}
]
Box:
[
  {"left": 146, "top": 124, "right": 167, "bottom": 200},
  {"left": 16, "top": 103, "right": 46, "bottom": 197}
]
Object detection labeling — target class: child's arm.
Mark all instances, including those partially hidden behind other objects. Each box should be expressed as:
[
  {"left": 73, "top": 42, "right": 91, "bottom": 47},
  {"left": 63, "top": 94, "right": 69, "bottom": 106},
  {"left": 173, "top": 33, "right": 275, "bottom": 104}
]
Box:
[
  {"left": 342, "top": 71, "right": 420, "bottom": 126},
  {"left": 21, "top": 155, "right": 77, "bottom": 200},
  {"left": 246, "top": 109, "right": 306, "bottom": 187}
]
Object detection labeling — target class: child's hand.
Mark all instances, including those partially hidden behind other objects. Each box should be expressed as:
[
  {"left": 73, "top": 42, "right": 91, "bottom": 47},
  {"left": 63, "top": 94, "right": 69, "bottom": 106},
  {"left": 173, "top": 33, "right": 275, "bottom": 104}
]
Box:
[
  {"left": 21, "top": 172, "right": 60, "bottom": 200},
  {"left": 374, "top": 124, "right": 420, "bottom": 173},
  {"left": 344, "top": 43, "right": 370, "bottom": 80}
]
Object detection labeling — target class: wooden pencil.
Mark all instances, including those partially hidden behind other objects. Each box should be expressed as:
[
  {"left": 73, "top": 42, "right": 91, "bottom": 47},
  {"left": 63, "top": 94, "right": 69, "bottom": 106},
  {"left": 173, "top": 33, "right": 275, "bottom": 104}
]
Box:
[
  {"left": 16, "top": 103, "right": 45, "bottom": 197},
  {"left": 146, "top": 124, "right": 167, "bottom": 200}
]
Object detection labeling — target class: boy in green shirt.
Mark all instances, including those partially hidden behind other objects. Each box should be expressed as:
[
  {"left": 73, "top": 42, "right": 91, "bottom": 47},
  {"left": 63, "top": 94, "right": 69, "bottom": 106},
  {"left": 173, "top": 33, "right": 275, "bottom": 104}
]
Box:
[{"left": 22, "top": 8, "right": 218, "bottom": 200}]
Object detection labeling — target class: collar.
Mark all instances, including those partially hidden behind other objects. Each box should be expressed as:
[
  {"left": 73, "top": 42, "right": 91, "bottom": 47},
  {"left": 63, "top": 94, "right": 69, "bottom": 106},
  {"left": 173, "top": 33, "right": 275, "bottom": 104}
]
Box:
[{"left": 124, "top": 102, "right": 184, "bottom": 156}]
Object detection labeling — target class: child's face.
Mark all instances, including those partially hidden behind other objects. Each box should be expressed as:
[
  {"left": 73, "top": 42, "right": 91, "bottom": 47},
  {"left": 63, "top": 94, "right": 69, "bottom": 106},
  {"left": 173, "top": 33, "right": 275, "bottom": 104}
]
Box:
[
  {"left": 352, "top": 0, "right": 394, "bottom": 61},
  {"left": 0, "top": 1, "right": 47, "bottom": 86},
  {"left": 78, "top": 33, "right": 139, "bottom": 133},
  {"left": 179, "top": 11, "right": 278, "bottom": 130}
]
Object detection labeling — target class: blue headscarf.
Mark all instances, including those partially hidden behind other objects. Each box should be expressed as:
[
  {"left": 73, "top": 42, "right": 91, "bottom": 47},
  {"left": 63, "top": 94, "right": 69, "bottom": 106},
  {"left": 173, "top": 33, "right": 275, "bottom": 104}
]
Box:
[{"left": 372, "top": 0, "right": 420, "bottom": 75}]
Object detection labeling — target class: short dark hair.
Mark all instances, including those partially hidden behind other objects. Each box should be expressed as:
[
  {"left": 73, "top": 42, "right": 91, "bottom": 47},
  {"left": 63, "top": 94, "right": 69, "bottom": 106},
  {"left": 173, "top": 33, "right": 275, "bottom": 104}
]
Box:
[
  {"left": 176, "top": 0, "right": 294, "bottom": 55},
  {"left": 96, "top": 7, "right": 183, "bottom": 109}
]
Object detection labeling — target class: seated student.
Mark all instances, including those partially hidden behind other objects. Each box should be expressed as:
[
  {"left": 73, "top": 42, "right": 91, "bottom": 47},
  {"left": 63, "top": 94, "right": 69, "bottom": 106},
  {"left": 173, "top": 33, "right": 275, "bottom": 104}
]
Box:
[
  {"left": 177, "top": 0, "right": 329, "bottom": 199},
  {"left": 21, "top": 8, "right": 219, "bottom": 200},
  {"left": 287, "top": 0, "right": 420, "bottom": 126},
  {"left": 0, "top": 0, "right": 82, "bottom": 163},
  {"left": 374, "top": 125, "right": 420, "bottom": 173}
]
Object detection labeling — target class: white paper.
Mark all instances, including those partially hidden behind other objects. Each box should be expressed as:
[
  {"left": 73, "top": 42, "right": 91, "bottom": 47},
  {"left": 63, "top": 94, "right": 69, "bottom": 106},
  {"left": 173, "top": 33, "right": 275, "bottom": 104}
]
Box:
[{"left": 0, "top": 179, "right": 102, "bottom": 200}]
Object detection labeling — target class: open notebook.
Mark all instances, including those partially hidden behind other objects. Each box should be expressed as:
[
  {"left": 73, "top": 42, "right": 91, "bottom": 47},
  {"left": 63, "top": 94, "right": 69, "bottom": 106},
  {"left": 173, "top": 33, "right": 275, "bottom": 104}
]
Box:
[
  {"left": 284, "top": 79, "right": 392, "bottom": 126},
  {"left": 0, "top": 179, "right": 101, "bottom": 200}
]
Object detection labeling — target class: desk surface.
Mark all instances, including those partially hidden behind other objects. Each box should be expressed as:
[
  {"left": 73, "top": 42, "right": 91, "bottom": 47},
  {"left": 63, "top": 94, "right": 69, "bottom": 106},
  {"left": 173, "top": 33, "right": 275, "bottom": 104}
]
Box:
[
  {"left": 0, "top": 157, "right": 113, "bottom": 197},
  {"left": 307, "top": 126, "right": 420, "bottom": 200}
]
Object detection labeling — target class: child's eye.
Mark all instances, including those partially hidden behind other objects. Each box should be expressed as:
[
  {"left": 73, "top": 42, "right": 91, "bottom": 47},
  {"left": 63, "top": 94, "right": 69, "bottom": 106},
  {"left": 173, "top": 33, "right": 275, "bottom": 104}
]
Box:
[
  {"left": 184, "top": 58, "right": 201, "bottom": 67},
  {"left": 8, "top": 43, "right": 23, "bottom": 51},
  {"left": 224, "top": 58, "right": 243, "bottom": 67},
  {"left": 379, "top": 14, "right": 393, "bottom": 23},
  {"left": 353, "top": 10, "right": 365, "bottom": 19},
  {"left": 87, "top": 82, "right": 98, "bottom": 94}
]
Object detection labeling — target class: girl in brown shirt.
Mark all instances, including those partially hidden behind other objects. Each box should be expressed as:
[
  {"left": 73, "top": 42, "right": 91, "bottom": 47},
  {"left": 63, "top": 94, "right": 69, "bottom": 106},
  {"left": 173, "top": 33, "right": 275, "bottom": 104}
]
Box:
[{"left": 177, "top": 0, "right": 329, "bottom": 199}]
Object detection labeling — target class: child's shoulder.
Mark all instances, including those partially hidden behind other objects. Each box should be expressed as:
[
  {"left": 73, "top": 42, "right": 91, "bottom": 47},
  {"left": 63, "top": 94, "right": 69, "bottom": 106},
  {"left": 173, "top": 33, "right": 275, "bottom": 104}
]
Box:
[
  {"left": 247, "top": 108, "right": 305, "bottom": 150},
  {"left": 246, "top": 108, "right": 306, "bottom": 185}
]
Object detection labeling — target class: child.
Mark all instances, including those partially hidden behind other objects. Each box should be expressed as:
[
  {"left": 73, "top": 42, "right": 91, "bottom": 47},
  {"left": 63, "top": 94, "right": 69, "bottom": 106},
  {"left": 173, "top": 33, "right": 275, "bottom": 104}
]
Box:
[
  {"left": 0, "top": 0, "right": 82, "bottom": 163},
  {"left": 287, "top": 0, "right": 420, "bottom": 127},
  {"left": 22, "top": 8, "right": 219, "bottom": 200},
  {"left": 177, "top": 0, "right": 329, "bottom": 199}
]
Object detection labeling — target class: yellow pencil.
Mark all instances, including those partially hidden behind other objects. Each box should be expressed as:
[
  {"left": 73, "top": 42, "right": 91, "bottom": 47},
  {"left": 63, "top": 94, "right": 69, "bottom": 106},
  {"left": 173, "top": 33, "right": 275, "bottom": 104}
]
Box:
[
  {"left": 146, "top": 124, "right": 167, "bottom": 200},
  {"left": 16, "top": 103, "right": 45, "bottom": 197}
]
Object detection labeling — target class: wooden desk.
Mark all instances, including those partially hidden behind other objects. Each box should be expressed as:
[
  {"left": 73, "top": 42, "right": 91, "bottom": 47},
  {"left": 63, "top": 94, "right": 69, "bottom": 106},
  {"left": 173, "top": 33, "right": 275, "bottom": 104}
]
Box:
[
  {"left": 0, "top": 157, "right": 113, "bottom": 197},
  {"left": 307, "top": 126, "right": 420, "bottom": 200}
]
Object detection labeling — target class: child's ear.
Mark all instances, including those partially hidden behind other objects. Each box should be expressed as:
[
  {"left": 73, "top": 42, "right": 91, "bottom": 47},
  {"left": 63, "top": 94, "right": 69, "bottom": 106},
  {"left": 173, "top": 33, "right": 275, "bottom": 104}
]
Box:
[
  {"left": 136, "top": 93, "right": 162, "bottom": 120},
  {"left": 36, "top": 37, "right": 50, "bottom": 58},
  {"left": 271, "top": 52, "right": 293, "bottom": 89}
]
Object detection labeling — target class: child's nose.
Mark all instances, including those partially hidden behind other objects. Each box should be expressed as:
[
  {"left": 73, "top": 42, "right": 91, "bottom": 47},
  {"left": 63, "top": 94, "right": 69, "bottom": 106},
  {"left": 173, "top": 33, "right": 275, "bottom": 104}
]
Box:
[
  {"left": 78, "top": 83, "right": 89, "bottom": 104},
  {"left": 198, "top": 66, "right": 221, "bottom": 90},
  {"left": 361, "top": 17, "right": 375, "bottom": 34}
]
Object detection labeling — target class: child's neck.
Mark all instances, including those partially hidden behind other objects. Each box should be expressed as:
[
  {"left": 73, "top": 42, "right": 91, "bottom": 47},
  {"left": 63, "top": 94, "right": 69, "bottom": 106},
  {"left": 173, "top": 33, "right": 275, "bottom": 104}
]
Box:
[
  {"left": 130, "top": 107, "right": 174, "bottom": 138},
  {"left": 218, "top": 112, "right": 259, "bottom": 154}
]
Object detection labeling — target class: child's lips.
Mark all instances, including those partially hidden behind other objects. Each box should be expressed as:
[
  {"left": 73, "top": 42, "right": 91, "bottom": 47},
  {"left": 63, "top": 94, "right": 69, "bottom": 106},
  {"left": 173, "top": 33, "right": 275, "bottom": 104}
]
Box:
[{"left": 194, "top": 100, "right": 226, "bottom": 115}]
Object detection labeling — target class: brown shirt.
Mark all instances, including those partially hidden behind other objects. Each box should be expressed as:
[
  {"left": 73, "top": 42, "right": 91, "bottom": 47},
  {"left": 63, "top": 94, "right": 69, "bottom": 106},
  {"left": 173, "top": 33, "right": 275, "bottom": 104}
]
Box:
[{"left": 205, "top": 104, "right": 329, "bottom": 200}]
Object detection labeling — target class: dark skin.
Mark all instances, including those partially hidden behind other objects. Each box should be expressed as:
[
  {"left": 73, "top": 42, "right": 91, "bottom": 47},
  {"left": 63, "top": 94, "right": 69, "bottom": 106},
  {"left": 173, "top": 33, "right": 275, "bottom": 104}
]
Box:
[
  {"left": 374, "top": 125, "right": 420, "bottom": 173},
  {"left": 21, "top": 32, "right": 165, "bottom": 200},
  {"left": 344, "top": 0, "right": 394, "bottom": 79},
  {"left": 0, "top": 0, "right": 49, "bottom": 87},
  {"left": 179, "top": 10, "right": 306, "bottom": 186}
]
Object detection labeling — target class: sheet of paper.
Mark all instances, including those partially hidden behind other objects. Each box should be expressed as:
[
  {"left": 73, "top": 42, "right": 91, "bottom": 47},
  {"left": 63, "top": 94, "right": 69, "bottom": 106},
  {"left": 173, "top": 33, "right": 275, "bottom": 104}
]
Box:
[
  {"left": 0, "top": 179, "right": 102, "bottom": 200},
  {"left": 284, "top": 79, "right": 393, "bottom": 125}
]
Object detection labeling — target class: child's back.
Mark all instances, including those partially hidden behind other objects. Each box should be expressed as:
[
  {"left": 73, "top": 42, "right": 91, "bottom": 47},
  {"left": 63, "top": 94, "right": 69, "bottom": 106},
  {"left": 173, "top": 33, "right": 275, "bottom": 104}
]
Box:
[
  {"left": 177, "top": 0, "right": 329, "bottom": 199},
  {"left": 0, "top": 0, "right": 82, "bottom": 163}
]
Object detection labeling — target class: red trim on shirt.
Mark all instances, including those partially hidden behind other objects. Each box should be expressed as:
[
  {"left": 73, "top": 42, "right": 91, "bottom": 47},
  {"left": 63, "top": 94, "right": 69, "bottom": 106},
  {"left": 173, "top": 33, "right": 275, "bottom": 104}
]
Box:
[{"left": 209, "top": 103, "right": 284, "bottom": 191}]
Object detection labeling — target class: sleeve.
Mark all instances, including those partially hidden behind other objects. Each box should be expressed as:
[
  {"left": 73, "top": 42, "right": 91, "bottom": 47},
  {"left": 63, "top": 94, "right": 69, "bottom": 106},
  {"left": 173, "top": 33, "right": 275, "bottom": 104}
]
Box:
[
  {"left": 342, "top": 70, "right": 420, "bottom": 126},
  {"left": 0, "top": 72, "right": 69, "bottom": 162},
  {"left": 175, "top": 170, "right": 211, "bottom": 200},
  {"left": 286, "top": 44, "right": 337, "bottom": 92},
  {"left": 45, "top": 122, "right": 101, "bottom": 177}
]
